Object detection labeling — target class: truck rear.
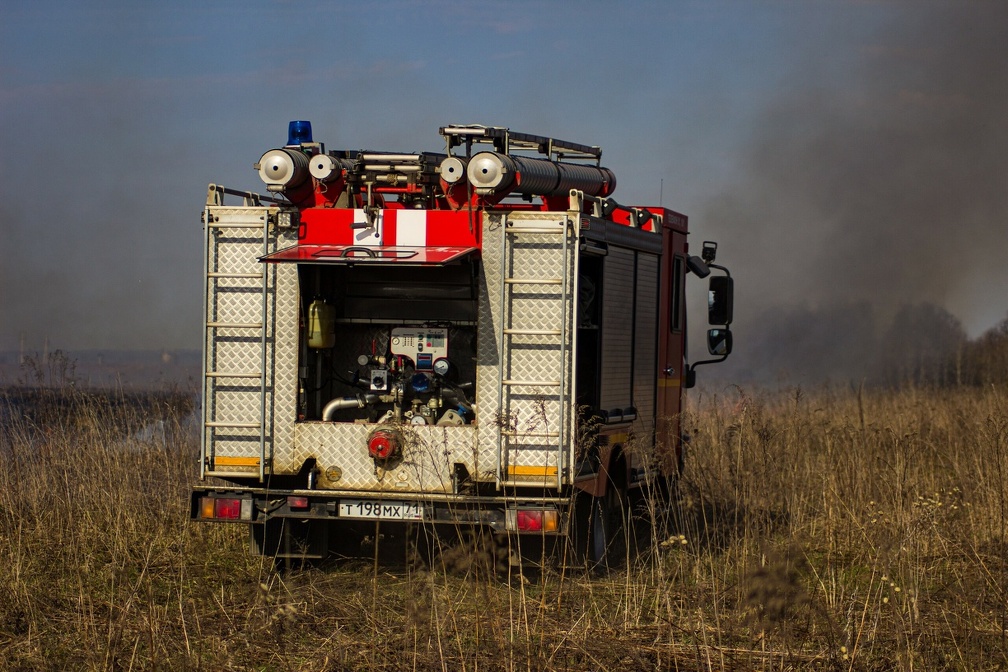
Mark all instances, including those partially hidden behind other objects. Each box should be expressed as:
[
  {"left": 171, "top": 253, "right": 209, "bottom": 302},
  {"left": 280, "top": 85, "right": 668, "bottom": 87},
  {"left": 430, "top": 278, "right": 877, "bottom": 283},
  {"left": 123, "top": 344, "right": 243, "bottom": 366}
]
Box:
[{"left": 192, "top": 122, "right": 733, "bottom": 568}]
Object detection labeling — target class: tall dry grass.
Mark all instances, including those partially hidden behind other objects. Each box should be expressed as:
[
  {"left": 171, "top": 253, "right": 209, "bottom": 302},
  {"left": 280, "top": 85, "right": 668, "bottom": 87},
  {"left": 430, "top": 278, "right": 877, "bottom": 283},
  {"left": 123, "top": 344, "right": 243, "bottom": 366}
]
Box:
[
  {"left": 0, "top": 382, "right": 1005, "bottom": 670},
  {"left": 674, "top": 384, "right": 1008, "bottom": 670}
]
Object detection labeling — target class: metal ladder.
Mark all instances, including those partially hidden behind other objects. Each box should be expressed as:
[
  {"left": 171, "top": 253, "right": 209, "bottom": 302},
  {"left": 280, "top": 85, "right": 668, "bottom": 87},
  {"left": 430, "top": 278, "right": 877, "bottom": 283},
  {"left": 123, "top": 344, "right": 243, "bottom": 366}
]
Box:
[
  {"left": 201, "top": 193, "right": 272, "bottom": 481},
  {"left": 497, "top": 217, "right": 572, "bottom": 489}
]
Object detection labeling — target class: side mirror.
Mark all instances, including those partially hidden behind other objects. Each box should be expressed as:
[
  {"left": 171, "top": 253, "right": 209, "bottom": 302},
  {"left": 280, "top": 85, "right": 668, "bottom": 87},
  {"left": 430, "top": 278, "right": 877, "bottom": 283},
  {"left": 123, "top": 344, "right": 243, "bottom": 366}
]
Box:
[
  {"left": 708, "top": 275, "right": 733, "bottom": 325},
  {"left": 707, "top": 328, "right": 733, "bottom": 356}
]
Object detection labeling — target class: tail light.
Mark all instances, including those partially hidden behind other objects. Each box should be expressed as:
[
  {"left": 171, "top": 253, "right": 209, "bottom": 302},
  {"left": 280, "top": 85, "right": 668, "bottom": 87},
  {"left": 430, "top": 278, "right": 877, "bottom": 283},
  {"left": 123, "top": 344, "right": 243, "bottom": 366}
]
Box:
[
  {"left": 508, "top": 507, "right": 560, "bottom": 533},
  {"left": 198, "top": 496, "right": 253, "bottom": 521}
]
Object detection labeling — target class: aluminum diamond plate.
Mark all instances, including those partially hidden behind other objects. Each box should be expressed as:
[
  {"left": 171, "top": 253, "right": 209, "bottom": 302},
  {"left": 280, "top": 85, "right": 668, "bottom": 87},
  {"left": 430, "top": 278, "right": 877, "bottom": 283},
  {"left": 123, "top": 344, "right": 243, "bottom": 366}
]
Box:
[
  {"left": 265, "top": 236, "right": 298, "bottom": 471},
  {"left": 475, "top": 213, "right": 505, "bottom": 481},
  {"left": 294, "top": 422, "right": 479, "bottom": 492},
  {"left": 203, "top": 205, "right": 296, "bottom": 478},
  {"left": 496, "top": 214, "right": 576, "bottom": 484},
  {"left": 206, "top": 207, "right": 582, "bottom": 489}
]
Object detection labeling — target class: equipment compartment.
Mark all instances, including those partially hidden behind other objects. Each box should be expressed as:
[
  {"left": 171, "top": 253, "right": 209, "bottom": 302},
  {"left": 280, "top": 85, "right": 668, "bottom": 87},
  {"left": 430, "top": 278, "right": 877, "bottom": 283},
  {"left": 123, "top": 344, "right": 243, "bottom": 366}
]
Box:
[{"left": 295, "top": 259, "right": 479, "bottom": 425}]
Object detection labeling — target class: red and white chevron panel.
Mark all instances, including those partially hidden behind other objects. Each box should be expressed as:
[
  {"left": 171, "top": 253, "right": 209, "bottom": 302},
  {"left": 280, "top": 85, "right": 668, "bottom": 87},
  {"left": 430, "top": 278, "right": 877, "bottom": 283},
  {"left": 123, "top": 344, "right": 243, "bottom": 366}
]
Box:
[{"left": 299, "top": 208, "right": 481, "bottom": 248}]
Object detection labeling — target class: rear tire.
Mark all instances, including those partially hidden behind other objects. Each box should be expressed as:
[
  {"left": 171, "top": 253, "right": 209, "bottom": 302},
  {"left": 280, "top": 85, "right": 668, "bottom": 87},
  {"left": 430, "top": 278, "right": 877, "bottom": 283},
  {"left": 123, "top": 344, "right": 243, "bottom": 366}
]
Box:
[{"left": 592, "top": 485, "right": 627, "bottom": 571}]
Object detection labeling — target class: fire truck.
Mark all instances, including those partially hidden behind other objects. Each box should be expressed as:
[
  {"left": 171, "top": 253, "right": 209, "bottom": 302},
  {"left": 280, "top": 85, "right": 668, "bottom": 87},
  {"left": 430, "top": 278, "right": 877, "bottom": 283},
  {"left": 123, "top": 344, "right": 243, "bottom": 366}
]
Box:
[{"left": 192, "top": 121, "right": 733, "bottom": 568}]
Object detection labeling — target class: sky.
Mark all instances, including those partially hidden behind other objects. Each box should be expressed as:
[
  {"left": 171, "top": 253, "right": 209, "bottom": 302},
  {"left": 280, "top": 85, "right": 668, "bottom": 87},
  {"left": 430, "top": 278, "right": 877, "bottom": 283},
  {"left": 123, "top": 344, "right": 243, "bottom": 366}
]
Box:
[{"left": 1, "top": 1, "right": 1006, "bottom": 384}]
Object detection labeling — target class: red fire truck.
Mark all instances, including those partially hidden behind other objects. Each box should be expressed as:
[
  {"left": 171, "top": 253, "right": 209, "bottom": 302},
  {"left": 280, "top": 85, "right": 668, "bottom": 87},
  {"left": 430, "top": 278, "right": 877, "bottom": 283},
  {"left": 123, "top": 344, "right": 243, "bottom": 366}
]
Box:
[{"left": 192, "top": 121, "right": 733, "bottom": 568}]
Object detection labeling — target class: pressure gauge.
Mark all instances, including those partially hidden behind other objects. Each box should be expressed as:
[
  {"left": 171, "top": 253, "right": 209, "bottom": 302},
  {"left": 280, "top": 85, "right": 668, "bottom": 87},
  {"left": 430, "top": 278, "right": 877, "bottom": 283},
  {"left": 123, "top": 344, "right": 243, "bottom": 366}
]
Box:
[{"left": 433, "top": 358, "right": 450, "bottom": 377}]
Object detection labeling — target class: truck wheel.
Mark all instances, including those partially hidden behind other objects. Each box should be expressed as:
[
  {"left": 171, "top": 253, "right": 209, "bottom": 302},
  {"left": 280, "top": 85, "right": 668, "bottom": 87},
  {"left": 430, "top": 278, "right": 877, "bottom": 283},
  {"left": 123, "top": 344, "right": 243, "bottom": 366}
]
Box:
[{"left": 591, "top": 486, "right": 627, "bottom": 571}]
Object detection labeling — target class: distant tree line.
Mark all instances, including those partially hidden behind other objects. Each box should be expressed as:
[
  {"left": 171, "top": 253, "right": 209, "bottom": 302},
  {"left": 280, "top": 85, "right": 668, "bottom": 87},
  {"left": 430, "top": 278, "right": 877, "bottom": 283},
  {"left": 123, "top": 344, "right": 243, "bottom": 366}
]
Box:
[
  {"left": 878, "top": 303, "right": 967, "bottom": 387},
  {"left": 879, "top": 304, "right": 1008, "bottom": 388},
  {"left": 950, "top": 315, "right": 1008, "bottom": 387},
  {"left": 719, "top": 302, "right": 1008, "bottom": 388}
]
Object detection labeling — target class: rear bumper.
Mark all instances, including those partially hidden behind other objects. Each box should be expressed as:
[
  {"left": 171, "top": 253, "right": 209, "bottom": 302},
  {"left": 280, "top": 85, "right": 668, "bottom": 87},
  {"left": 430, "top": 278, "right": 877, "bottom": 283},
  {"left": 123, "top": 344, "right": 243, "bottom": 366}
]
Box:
[{"left": 190, "top": 485, "right": 568, "bottom": 535}]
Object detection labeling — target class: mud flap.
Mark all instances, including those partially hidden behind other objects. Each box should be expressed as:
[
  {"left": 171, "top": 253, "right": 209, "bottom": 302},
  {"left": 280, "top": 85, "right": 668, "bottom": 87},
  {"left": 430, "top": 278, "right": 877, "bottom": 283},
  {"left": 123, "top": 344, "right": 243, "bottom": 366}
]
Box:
[{"left": 250, "top": 518, "right": 328, "bottom": 566}]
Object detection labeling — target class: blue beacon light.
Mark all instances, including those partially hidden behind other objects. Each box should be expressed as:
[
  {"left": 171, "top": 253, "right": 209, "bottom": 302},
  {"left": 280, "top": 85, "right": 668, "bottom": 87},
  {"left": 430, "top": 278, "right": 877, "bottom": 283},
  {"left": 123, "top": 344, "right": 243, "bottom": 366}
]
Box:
[{"left": 287, "top": 120, "right": 313, "bottom": 146}]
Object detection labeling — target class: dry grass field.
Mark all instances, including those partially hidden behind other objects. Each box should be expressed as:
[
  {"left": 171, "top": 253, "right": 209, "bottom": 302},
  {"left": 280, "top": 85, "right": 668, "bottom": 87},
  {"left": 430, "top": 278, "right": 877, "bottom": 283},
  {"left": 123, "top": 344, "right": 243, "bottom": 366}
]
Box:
[{"left": 1, "top": 381, "right": 1006, "bottom": 671}]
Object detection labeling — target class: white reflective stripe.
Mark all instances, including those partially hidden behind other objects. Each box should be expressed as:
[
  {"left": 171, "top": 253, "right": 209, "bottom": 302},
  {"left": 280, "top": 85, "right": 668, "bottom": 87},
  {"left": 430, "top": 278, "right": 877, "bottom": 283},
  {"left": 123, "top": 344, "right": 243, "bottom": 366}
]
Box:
[
  {"left": 395, "top": 210, "right": 427, "bottom": 246},
  {"left": 352, "top": 209, "right": 383, "bottom": 246}
]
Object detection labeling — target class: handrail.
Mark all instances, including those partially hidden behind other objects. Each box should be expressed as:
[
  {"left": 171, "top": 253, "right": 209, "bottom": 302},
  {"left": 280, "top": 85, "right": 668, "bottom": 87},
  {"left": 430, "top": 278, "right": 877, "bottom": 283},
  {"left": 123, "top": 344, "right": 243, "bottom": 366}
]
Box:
[{"left": 206, "top": 183, "right": 284, "bottom": 207}]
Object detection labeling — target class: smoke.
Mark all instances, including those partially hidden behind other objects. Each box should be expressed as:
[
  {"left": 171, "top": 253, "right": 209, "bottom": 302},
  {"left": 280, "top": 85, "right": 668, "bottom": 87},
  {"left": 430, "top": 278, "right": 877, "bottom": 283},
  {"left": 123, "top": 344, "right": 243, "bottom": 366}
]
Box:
[
  {"left": 0, "top": 77, "right": 202, "bottom": 352},
  {"left": 703, "top": 2, "right": 1008, "bottom": 385},
  {"left": 3, "top": 1, "right": 1004, "bottom": 382}
]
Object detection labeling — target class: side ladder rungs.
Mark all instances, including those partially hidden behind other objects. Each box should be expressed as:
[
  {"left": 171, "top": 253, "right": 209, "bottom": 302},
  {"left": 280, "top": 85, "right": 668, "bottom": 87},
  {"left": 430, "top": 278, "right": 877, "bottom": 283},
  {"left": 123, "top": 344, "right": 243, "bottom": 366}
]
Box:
[
  {"left": 503, "top": 328, "right": 562, "bottom": 336},
  {"left": 208, "top": 272, "right": 264, "bottom": 279},
  {"left": 202, "top": 204, "right": 271, "bottom": 484},
  {"left": 206, "top": 421, "right": 262, "bottom": 429},
  {"left": 206, "top": 321, "right": 263, "bottom": 329},
  {"left": 205, "top": 470, "right": 263, "bottom": 479},
  {"left": 506, "top": 226, "right": 567, "bottom": 235},
  {"left": 205, "top": 372, "right": 262, "bottom": 378},
  {"left": 206, "top": 222, "right": 266, "bottom": 230},
  {"left": 504, "top": 277, "right": 563, "bottom": 286},
  {"left": 498, "top": 216, "right": 570, "bottom": 493},
  {"left": 502, "top": 431, "right": 560, "bottom": 439},
  {"left": 206, "top": 371, "right": 262, "bottom": 379},
  {"left": 502, "top": 379, "right": 561, "bottom": 387}
]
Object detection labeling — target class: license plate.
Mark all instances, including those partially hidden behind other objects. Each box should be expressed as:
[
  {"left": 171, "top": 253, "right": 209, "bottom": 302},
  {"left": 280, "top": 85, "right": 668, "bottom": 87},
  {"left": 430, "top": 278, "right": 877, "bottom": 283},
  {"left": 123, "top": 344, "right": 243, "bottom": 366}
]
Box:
[{"left": 338, "top": 499, "right": 424, "bottom": 521}]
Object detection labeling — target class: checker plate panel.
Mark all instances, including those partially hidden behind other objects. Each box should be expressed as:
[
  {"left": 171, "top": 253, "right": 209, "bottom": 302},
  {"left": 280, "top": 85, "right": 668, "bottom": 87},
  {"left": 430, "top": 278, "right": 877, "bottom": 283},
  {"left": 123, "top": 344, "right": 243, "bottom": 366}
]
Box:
[{"left": 294, "top": 423, "right": 479, "bottom": 491}]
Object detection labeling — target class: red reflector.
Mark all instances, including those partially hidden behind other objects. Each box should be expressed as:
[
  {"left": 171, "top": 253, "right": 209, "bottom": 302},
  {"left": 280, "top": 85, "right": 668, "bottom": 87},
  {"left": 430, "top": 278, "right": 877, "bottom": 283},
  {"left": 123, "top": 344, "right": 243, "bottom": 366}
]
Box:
[
  {"left": 214, "top": 498, "right": 242, "bottom": 520},
  {"left": 516, "top": 509, "right": 543, "bottom": 532},
  {"left": 287, "top": 495, "right": 309, "bottom": 509}
]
